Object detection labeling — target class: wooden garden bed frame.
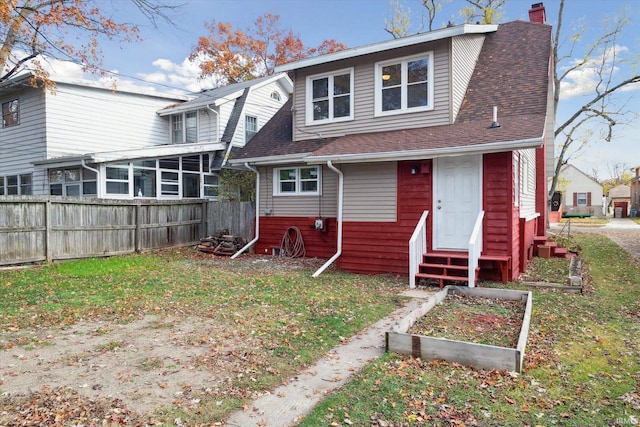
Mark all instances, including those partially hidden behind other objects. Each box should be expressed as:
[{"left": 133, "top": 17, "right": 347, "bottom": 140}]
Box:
[{"left": 386, "top": 286, "right": 533, "bottom": 372}]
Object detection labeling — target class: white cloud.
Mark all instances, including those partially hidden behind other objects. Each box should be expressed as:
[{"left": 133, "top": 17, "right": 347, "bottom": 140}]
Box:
[{"left": 559, "top": 44, "right": 630, "bottom": 100}]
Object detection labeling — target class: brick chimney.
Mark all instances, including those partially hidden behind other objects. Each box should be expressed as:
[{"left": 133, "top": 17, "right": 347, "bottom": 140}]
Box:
[{"left": 529, "top": 2, "right": 546, "bottom": 24}]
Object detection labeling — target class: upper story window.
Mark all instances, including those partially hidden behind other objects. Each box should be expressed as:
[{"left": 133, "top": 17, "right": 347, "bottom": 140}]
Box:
[
  {"left": 2, "top": 99, "right": 19, "bottom": 127},
  {"left": 270, "top": 91, "right": 281, "bottom": 101},
  {"left": 245, "top": 115, "right": 258, "bottom": 142},
  {"left": 171, "top": 111, "right": 197, "bottom": 143},
  {"left": 306, "top": 68, "right": 354, "bottom": 125},
  {"left": 273, "top": 166, "right": 320, "bottom": 196},
  {"left": 375, "top": 52, "right": 434, "bottom": 116}
]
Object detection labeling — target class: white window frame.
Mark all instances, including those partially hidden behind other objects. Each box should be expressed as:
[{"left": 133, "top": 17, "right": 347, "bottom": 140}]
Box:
[
  {"left": 305, "top": 68, "right": 354, "bottom": 125},
  {"left": 577, "top": 192, "right": 588, "bottom": 206},
  {"left": 273, "top": 166, "right": 321, "bottom": 196},
  {"left": 374, "top": 52, "right": 434, "bottom": 117},
  {"left": 171, "top": 111, "right": 198, "bottom": 143},
  {"left": 104, "top": 163, "right": 131, "bottom": 198},
  {"left": 245, "top": 115, "right": 258, "bottom": 143}
]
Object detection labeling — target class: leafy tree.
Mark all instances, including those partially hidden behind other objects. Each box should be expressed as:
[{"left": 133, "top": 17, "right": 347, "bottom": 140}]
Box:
[
  {"left": 459, "top": 0, "right": 506, "bottom": 24},
  {"left": 190, "top": 13, "right": 346, "bottom": 85},
  {"left": 0, "top": 0, "right": 176, "bottom": 87}
]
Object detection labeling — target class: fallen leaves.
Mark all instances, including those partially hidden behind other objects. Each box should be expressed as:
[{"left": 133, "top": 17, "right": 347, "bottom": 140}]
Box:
[{"left": 0, "top": 386, "right": 147, "bottom": 426}]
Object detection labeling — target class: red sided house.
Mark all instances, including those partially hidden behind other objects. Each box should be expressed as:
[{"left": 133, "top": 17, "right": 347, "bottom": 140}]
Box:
[{"left": 231, "top": 5, "right": 554, "bottom": 287}]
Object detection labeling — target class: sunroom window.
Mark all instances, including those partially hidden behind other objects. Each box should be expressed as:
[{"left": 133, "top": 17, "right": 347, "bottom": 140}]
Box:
[
  {"left": 375, "top": 52, "right": 433, "bottom": 116},
  {"left": 274, "top": 166, "right": 320, "bottom": 196},
  {"left": 306, "top": 69, "right": 353, "bottom": 124}
]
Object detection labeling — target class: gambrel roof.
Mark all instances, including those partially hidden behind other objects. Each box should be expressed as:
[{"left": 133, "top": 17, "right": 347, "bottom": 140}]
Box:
[{"left": 234, "top": 20, "right": 552, "bottom": 165}]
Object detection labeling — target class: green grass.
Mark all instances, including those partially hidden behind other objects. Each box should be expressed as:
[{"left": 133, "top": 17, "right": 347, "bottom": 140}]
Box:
[
  {"left": 0, "top": 248, "right": 407, "bottom": 423},
  {"left": 300, "top": 233, "right": 640, "bottom": 427}
]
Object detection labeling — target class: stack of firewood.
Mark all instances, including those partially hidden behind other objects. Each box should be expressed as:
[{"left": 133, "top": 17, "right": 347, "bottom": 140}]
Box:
[{"left": 197, "top": 230, "right": 246, "bottom": 256}]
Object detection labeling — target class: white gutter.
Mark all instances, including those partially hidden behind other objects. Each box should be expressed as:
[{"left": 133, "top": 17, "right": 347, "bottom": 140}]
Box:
[
  {"left": 306, "top": 137, "right": 544, "bottom": 164},
  {"left": 275, "top": 24, "right": 497, "bottom": 73},
  {"left": 231, "top": 163, "right": 260, "bottom": 259},
  {"left": 228, "top": 153, "right": 312, "bottom": 166},
  {"left": 312, "top": 160, "right": 343, "bottom": 278},
  {"left": 81, "top": 159, "right": 100, "bottom": 198}
]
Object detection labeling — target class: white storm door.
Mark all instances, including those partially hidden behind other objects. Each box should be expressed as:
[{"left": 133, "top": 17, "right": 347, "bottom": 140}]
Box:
[{"left": 433, "top": 154, "right": 482, "bottom": 250}]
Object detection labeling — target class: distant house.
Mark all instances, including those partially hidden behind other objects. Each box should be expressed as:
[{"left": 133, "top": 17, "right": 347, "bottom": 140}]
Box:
[
  {"left": 608, "top": 184, "right": 631, "bottom": 218},
  {"left": 232, "top": 4, "right": 554, "bottom": 286},
  {"left": 0, "top": 72, "right": 291, "bottom": 199},
  {"left": 554, "top": 164, "right": 604, "bottom": 217},
  {"left": 630, "top": 166, "right": 640, "bottom": 217}
]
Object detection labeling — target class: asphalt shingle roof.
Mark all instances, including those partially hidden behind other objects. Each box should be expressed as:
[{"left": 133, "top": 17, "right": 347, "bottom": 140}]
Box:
[{"left": 236, "top": 20, "right": 552, "bottom": 162}]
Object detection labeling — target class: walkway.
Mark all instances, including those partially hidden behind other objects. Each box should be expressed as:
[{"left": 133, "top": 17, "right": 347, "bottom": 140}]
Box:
[
  {"left": 226, "top": 218, "right": 639, "bottom": 426},
  {"left": 224, "top": 289, "right": 437, "bottom": 427}
]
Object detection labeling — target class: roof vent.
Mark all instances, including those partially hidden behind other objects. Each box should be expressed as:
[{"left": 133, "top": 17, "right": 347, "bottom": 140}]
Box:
[{"left": 490, "top": 106, "right": 501, "bottom": 128}]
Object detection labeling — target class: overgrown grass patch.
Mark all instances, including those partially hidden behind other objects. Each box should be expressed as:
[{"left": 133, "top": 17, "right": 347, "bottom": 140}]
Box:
[{"left": 301, "top": 233, "right": 640, "bottom": 427}]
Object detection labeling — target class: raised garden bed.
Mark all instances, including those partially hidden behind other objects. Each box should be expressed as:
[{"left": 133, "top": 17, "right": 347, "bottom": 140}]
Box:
[{"left": 386, "top": 286, "right": 532, "bottom": 372}]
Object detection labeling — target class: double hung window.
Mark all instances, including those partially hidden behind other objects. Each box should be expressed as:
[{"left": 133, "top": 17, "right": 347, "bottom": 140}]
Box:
[
  {"left": 171, "top": 111, "right": 197, "bottom": 143},
  {"left": 306, "top": 68, "right": 353, "bottom": 124},
  {"left": 577, "top": 192, "right": 588, "bottom": 206},
  {"left": 245, "top": 115, "right": 258, "bottom": 142},
  {"left": 375, "top": 52, "right": 433, "bottom": 116}
]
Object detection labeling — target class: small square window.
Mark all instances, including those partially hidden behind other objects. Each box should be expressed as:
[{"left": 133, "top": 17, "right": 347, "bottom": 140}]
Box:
[{"left": 2, "top": 99, "right": 19, "bottom": 127}]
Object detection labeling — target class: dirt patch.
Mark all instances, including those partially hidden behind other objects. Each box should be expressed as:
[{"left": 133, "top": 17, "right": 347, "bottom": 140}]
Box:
[
  {"left": 408, "top": 293, "right": 525, "bottom": 348},
  {"left": 1, "top": 314, "right": 260, "bottom": 420}
]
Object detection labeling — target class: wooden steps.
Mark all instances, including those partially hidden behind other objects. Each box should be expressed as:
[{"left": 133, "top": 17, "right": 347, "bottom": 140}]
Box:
[
  {"left": 534, "top": 236, "right": 575, "bottom": 259},
  {"left": 417, "top": 252, "right": 472, "bottom": 288}
]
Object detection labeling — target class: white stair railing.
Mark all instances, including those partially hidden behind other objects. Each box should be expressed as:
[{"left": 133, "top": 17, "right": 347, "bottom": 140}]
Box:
[
  {"left": 467, "top": 210, "right": 485, "bottom": 287},
  {"left": 408, "top": 210, "right": 429, "bottom": 288}
]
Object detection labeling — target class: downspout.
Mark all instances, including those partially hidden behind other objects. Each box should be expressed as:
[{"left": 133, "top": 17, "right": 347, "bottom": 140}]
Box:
[
  {"left": 81, "top": 159, "right": 100, "bottom": 197},
  {"left": 205, "top": 105, "right": 221, "bottom": 143},
  {"left": 312, "top": 160, "right": 343, "bottom": 278},
  {"left": 231, "top": 163, "right": 259, "bottom": 259}
]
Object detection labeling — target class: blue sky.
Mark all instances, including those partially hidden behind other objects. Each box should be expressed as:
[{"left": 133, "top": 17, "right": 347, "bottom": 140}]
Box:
[{"left": 50, "top": 0, "right": 639, "bottom": 180}]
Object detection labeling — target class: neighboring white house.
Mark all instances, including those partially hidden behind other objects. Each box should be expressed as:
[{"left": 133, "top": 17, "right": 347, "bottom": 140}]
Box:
[
  {"left": 555, "top": 164, "right": 604, "bottom": 217},
  {"left": 0, "top": 72, "right": 292, "bottom": 199}
]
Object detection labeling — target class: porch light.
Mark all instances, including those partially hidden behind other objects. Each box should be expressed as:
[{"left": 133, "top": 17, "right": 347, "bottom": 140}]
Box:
[{"left": 382, "top": 74, "right": 391, "bottom": 81}]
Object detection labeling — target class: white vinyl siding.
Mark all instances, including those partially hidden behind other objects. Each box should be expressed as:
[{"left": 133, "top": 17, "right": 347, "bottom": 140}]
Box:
[
  {"left": 259, "top": 165, "right": 337, "bottom": 217},
  {"left": 44, "top": 83, "right": 181, "bottom": 158},
  {"left": 343, "top": 162, "right": 397, "bottom": 222},
  {"left": 0, "top": 89, "right": 46, "bottom": 191},
  {"left": 292, "top": 40, "right": 451, "bottom": 141},
  {"left": 229, "top": 80, "right": 288, "bottom": 147},
  {"left": 451, "top": 34, "right": 485, "bottom": 120}
]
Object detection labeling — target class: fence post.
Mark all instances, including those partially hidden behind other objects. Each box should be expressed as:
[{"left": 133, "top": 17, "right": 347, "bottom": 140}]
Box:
[
  {"left": 45, "top": 199, "right": 52, "bottom": 263},
  {"left": 201, "top": 201, "right": 208, "bottom": 237},
  {"left": 135, "top": 202, "right": 141, "bottom": 253}
]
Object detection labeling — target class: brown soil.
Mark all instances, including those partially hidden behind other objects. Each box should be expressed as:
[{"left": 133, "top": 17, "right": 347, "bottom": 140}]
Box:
[{"left": 0, "top": 252, "right": 325, "bottom": 425}]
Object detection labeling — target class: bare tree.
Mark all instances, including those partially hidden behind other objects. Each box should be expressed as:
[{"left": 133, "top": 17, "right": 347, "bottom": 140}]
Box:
[
  {"left": 459, "top": 0, "right": 507, "bottom": 24},
  {"left": 548, "top": 0, "right": 640, "bottom": 202},
  {"left": 0, "top": 0, "right": 180, "bottom": 87}
]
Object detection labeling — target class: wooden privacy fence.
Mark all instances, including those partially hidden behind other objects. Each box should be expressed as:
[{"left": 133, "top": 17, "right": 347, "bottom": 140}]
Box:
[{"left": 0, "top": 196, "right": 255, "bottom": 266}]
